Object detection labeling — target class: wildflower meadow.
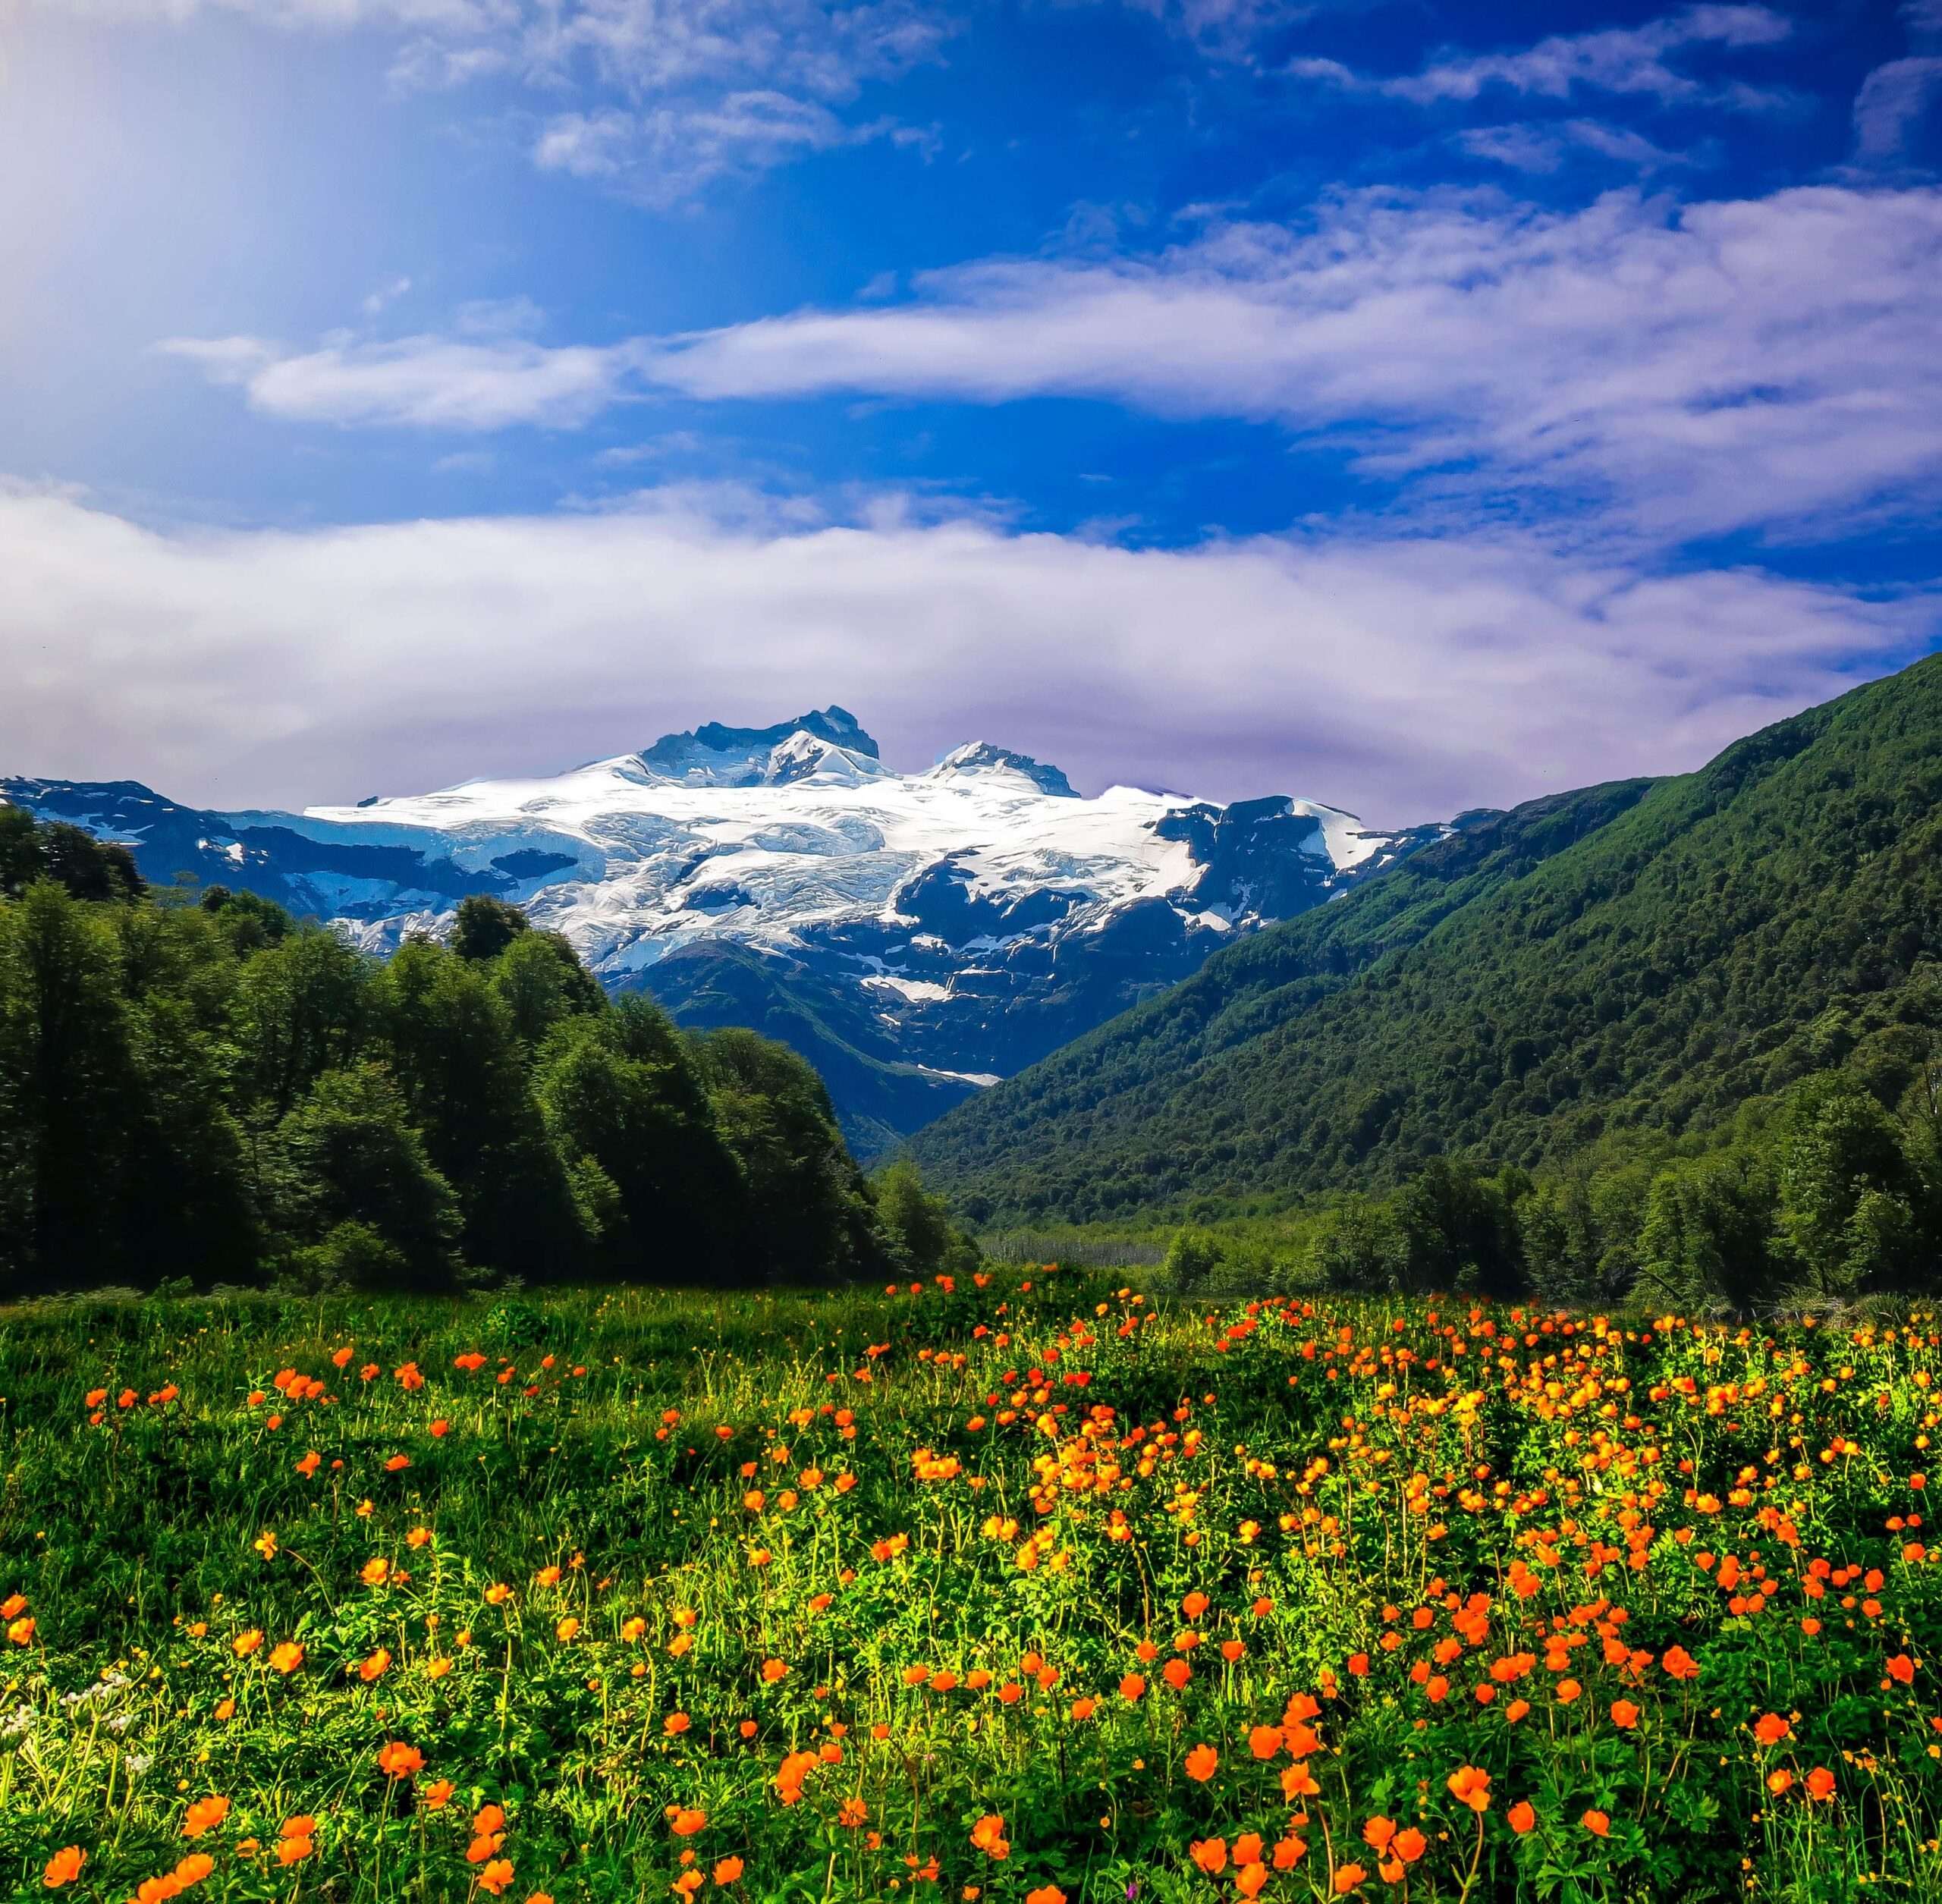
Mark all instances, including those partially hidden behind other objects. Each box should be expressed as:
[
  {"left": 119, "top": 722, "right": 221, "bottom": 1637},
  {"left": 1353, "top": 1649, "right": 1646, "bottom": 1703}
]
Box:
[{"left": 4, "top": 1271, "right": 1941, "bottom": 1903}]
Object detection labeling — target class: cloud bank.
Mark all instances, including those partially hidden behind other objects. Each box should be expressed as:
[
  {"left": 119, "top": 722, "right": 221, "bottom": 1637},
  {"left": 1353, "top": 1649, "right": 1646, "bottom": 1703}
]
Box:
[{"left": 0, "top": 481, "right": 1922, "bottom": 825}]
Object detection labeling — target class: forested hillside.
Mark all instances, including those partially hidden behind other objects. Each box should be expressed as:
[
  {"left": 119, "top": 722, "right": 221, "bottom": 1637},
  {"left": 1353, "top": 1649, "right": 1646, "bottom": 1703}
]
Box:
[
  {"left": 0, "top": 807, "right": 968, "bottom": 1296},
  {"left": 911, "top": 655, "right": 1942, "bottom": 1233}
]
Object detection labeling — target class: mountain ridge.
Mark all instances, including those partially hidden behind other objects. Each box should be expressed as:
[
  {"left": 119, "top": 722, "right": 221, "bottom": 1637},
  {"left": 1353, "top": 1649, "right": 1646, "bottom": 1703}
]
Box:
[
  {"left": 1, "top": 709, "right": 1456, "bottom": 1153},
  {"left": 907, "top": 655, "right": 1942, "bottom": 1222}
]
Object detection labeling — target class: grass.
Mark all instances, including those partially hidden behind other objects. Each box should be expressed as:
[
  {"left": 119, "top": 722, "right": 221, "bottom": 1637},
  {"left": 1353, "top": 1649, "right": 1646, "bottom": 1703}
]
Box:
[{"left": 3, "top": 1271, "right": 1941, "bottom": 1903}]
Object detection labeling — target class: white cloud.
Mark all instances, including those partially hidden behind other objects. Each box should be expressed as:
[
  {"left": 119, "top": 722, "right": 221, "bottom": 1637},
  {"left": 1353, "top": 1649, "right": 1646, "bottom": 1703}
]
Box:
[
  {"left": 1854, "top": 57, "right": 1942, "bottom": 159},
  {"left": 1456, "top": 119, "right": 1692, "bottom": 174},
  {"left": 161, "top": 184, "right": 1942, "bottom": 539},
  {"left": 1293, "top": 5, "right": 1791, "bottom": 108},
  {"left": 616, "top": 184, "right": 1942, "bottom": 542},
  {"left": 156, "top": 331, "right": 635, "bottom": 429},
  {"left": 31, "top": 0, "right": 950, "bottom": 196},
  {"left": 533, "top": 90, "right": 910, "bottom": 202},
  {"left": 0, "top": 479, "right": 1925, "bottom": 825}
]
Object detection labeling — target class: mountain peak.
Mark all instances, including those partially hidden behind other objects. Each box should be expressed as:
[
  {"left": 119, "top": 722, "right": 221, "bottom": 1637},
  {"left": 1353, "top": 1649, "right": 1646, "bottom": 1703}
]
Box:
[
  {"left": 636, "top": 707, "right": 881, "bottom": 787},
  {"left": 929, "top": 741, "right": 1077, "bottom": 798}
]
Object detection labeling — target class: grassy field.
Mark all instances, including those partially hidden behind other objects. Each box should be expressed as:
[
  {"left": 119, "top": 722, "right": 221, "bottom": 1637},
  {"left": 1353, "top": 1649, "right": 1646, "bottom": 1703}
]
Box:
[{"left": 3, "top": 1273, "right": 1940, "bottom": 1903}]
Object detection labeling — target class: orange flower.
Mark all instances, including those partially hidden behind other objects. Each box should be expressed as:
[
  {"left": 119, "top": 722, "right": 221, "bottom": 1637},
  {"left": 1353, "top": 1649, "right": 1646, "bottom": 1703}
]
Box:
[
  {"left": 1249, "top": 1723, "right": 1283, "bottom": 1759},
  {"left": 385, "top": 1454, "right": 412, "bottom": 1472},
  {"left": 42, "top": 1846, "right": 86, "bottom": 1889},
  {"left": 475, "top": 1805, "right": 507, "bottom": 1836},
  {"left": 1555, "top": 1679, "right": 1582, "bottom": 1704},
  {"left": 359, "top": 1647, "right": 391, "bottom": 1681},
  {"left": 1610, "top": 1699, "right": 1640, "bottom": 1730},
  {"left": 422, "top": 1780, "right": 455, "bottom": 1810},
  {"left": 1446, "top": 1767, "right": 1491, "bottom": 1814},
  {"left": 1162, "top": 1658, "right": 1192, "bottom": 1691},
  {"left": 376, "top": 1742, "right": 425, "bottom": 1778},
  {"left": 713, "top": 1857, "right": 745, "bottom": 1885},
  {"left": 1234, "top": 1865, "right": 1268, "bottom": 1899},
  {"left": 1662, "top": 1645, "right": 1700, "bottom": 1681},
  {"left": 270, "top": 1642, "right": 304, "bottom": 1674},
  {"left": 231, "top": 1629, "right": 262, "bottom": 1657},
  {"left": 135, "top": 1879, "right": 181, "bottom": 1904},
  {"left": 665, "top": 1711, "right": 693, "bottom": 1736},
  {"left": 182, "top": 1797, "right": 231, "bottom": 1838},
  {"left": 1394, "top": 1828, "right": 1426, "bottom": 1864},
  {"left": 1118, "top": 1673, "right": 1146, "bottom": 1701},
  {"left": 555, "top": 1617, "right": 580, "bottom": 1643},
  {"left": 277, "top": 1837, "right": 315, "bottom": 1867},
  {"left": 1361, "top": 1818, "right": 1397, "bottom": 1852},
  {"left": 1887, "top": 1654, "right": 1917, "bottom": 1686},
  {"left": 1753, "top": 1714, "right": 1793, "bottom": 1745},
  {"left": 1582, "top": 1810, "right": 1610, "bottom": 1837},
  {"left": 1805, "top": 1767, "right": 1837, "bottom": 1801},
  {"left": 281, "top": 1817, "right": 318, "bottom": 1842},
  {"left": 1507, "top": 1802, "right": 1536, "bottom": 1835},
  {"left": 1333, "top": 1865, "right": 1367, "bottom": 1894},
  {"left": 1189, "top": 1836, "right": 1227, "bottom": 1875},
  {"left": 1183, "top": 1743, "right": 1218, "bottom": 1781},
  {"left": 969, "top": 1815, "right": 1010, "bottom": 1860},
  {"left": 478, "top": 1858, "right": 516, "bottom": 1896},
  {"left": 171, "top": 1852, "right": 213, "bottom": 1888},
  {"left": 362, "top": 1558, "right": 391, "bottom": 1586},
  {"left": 1024, "top": 1890, "right": 1066, "bottom": 1904},
  {"left": 1768, "top": 1770, "right": 1796, "bottom": 1795},
  {"left": 672, "top": 1809, "right": 708, "bottom": 1837},
  {"left": 1281, "top": 1761, "right": 1321, "bottom": 1800},
  {"left": 761, "top": 1658, "right": 788, "bottom": 1683},
  {"left": 838, "top": 1798, "right": 869, "bottom": 1828}
]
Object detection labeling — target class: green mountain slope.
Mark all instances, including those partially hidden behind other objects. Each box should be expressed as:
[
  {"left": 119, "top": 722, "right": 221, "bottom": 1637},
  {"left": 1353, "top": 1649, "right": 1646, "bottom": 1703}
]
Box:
[{"left": 910, "top": 655, "right": 1942, "bottom": 1224}]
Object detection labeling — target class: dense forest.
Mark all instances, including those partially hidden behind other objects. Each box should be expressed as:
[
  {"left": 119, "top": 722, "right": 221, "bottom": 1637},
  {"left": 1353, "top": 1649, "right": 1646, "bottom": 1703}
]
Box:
[
  {"left": 0, "top": 804, "right": 970, "bottom": 1298},
  {"left": 913, "top": 654, "right": 1942, "bottom": 1302}
]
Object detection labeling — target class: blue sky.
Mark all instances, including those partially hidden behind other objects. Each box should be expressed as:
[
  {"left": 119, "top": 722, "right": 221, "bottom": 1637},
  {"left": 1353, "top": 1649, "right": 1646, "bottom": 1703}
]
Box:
[{"left": 1, "top": 0, "right": 1937, "bottom": 820}]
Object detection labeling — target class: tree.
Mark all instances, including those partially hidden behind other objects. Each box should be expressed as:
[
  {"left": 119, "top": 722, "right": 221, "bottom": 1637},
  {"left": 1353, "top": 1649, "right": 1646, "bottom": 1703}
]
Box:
[
  {"left": 451, "top": 895, "right": 531, "bottom": 963},
  {"left": 232, "top": 928, "right": 371, "bottom": 1118},
  {"left": 536, "top": 1008, "right": 744, "bottom": 1277},
  {"left": 1635, "top": 1157, "right": 1774, "bottom": 1315},
  {"left": 269, "top": 1065, "right": 460, "bottom": 1288},
  {"left": 376, "top": 938, "right": 586, "bottom": 1279},
  {"left": 0, "top": 883, "right": 140, "bottom": 1292},
  {"left": 1774, "top": 1071, "right": 1917, "bottom": 1297},
  {"left": 491, "top": 928, "right": 605, "bottom": 1047},
  {"left": 691, "top": 1028, "right": 884, "bottom": 1283},
  {"left": 874, "top": 1159, "right": 976, "bottom": 1277}
]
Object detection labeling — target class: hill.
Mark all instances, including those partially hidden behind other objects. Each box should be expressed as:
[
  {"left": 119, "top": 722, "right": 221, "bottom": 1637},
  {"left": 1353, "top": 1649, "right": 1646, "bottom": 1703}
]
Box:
[{"left": 910, "top": 655, "right": 1942, "bottom": 1225}]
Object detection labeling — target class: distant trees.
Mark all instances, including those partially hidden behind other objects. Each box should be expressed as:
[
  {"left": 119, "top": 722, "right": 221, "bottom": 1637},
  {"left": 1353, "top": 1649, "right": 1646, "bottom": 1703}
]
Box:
[
  {"left": 1306, "top": 1058, "right": 1942, "bottom": 1314},
  {"left": 0, "top": 805, "right": 937, "bottom": 1298}
]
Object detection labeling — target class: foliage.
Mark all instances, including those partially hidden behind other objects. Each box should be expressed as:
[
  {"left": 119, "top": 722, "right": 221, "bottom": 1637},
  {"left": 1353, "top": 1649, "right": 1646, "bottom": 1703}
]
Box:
[
  {"left": 6, "top": 1277, "right": 1942, "bottom": 1901},
  {"left": 912, "top": 655, "right": 1942, "bottom": 1245},
  {"left": 0, "top": 806, "right": 902, "bottom": 1296}
]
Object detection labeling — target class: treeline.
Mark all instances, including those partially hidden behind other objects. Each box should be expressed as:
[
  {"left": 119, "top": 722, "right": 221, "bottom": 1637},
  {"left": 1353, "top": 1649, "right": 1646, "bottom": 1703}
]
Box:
[
  {"left": 0, "top": 806, "right": 972, "bottom": 1297},
  {"left": 1164, "top": 1054, "right": 1942, "bottom": 1315}
]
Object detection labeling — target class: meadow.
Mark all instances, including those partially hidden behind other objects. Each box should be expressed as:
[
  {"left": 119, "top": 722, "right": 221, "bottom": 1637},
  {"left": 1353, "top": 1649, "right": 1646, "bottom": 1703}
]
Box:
[{"left": 3, "top": 1271, "right": 1940, "bottom": 1904}]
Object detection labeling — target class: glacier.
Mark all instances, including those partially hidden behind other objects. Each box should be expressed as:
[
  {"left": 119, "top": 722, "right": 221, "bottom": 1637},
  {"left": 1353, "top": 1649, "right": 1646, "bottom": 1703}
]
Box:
[{"left": 2, "top": 709, "right": 1458, "bottom": 1153}]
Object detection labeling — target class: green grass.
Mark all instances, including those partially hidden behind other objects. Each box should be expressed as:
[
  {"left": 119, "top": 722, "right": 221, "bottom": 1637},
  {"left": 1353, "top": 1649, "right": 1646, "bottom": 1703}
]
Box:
[{"left": 5, "top": 1275, "right": 1942, "bottom": 1903}]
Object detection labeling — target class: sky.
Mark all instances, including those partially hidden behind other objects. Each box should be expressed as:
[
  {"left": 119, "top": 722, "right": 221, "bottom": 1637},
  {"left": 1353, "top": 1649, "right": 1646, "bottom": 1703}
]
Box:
[{"left": 1, "top": 0, "right": 1938, "bottom": 822}]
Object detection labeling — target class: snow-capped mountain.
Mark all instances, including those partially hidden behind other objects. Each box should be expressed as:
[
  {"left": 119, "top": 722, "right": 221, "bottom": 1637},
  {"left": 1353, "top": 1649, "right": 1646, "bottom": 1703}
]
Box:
[{"left": 3, "top": 709, "right": 1457, "bottom": 1152}]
